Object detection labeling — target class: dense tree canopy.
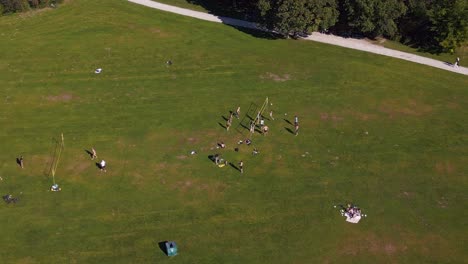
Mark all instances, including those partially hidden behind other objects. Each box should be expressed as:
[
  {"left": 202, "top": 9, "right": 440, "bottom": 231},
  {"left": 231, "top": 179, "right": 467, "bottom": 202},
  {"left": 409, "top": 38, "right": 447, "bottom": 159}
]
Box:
[
  {"left": 257, "top": 0, "right": 339, "bottom": 37},
  {"left": 429, "top": 0, "right": 468, "bottom": 51},
  {"left": 342, "top": 0, "right": 407, "bottom": 38},
  {"left": 0, "top": 0, "right": 60, "bottom": 14}
]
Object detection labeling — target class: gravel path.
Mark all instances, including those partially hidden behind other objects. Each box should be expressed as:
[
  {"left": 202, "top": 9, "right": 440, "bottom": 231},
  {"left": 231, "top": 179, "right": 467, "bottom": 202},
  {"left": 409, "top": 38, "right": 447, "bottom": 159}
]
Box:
[{"left": 128, "top": 0, "right": 468, "bottom": 75}]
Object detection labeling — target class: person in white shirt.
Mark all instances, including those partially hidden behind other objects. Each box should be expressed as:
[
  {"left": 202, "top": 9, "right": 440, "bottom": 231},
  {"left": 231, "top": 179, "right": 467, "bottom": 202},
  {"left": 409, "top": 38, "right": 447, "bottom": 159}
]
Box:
[{"left": 100, "top": 160, "right": 106, "bottom": 172}]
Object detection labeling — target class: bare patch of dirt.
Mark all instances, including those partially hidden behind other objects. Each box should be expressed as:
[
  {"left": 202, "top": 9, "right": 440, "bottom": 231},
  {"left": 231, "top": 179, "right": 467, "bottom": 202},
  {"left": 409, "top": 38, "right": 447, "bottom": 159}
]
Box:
[
  {"left": 340, "top": 232, "right": 402, "bottom": 256},
  {"left": 446, "top": 101, "right": 459, "bottom": 109},
  {"left": 154, "top": 162, "right": 167, "bottom": 171},
  {"left": 131, "top": 172, "right": 145, "bottom": 187},
  {"left": 260, "top": 72, "right": 291, "bottom": 82},
  {"left": 398, "top": 191, "right": 415, "bottom": 199},
  {"left": 46, "top": 93, "right": 74, "bottom": 102},
  {"left": 319, "top": 112, "right": 343, "bottom": 122},
  {"left": 435, "top": 161, "right": 455, "bottom": 174},
  {"left": 66, "top": 162, "right": 91, "bottom": 174},
  {"left": 187, "top": 137, "right": 198, "bottom": 143},
  {"left": 148, "top": 27, "right": 170, "bottom": 37},
  {"left": 177, "top": 155, "right": 188, "bottom": 160},
  {"left": 349, "top": 111, "right": 378, "bottom": 121},
  {"left": 379, "top": 99, "right": 432, "bottom": 118},
  {"left": 437, "top": 197, "right": 448, "bottom": 208},
  {"left": 171, "top": 179, "right": 227, "bottom": 199}
]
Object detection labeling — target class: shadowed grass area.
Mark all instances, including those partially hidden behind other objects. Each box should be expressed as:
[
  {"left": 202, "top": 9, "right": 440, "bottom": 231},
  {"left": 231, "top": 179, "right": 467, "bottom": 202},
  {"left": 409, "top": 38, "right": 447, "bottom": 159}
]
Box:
[{"left": 0, "top": 0, "right": 467, "bottom": 263}]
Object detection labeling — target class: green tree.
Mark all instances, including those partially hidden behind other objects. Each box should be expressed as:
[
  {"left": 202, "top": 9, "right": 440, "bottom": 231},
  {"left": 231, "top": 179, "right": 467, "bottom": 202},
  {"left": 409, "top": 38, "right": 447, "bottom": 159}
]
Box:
[
  {"left": 257, "top": 0, "right": 339, "bottom": 37},
  {"left": 342, "top": 0, "right": 407, "bottom": 38},
  {"left": 429, "top": 0, "right": 468, "bottom": 51}
]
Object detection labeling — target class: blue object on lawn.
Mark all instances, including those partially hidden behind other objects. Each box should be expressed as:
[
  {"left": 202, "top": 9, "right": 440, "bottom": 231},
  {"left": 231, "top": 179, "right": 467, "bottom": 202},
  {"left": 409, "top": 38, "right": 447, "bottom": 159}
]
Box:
[{"left": 165, "top": 241, "right": 178, "bottom": 256}]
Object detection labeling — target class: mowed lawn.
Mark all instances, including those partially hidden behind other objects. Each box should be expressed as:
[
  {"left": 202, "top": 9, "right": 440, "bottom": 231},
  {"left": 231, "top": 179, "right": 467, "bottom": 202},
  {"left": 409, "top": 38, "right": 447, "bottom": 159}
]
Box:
[{"left": 0, "top": 0, "right": 467, "bottom": 263}]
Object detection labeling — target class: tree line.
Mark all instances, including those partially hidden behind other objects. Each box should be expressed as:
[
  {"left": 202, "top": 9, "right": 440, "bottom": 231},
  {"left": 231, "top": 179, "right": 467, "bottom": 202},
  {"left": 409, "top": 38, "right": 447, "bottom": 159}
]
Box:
[
  {"left": 2, "top": 0, "right": 466, "bottom": 53},
  {"left": 220, "top": 0, "right": 467, "bottom": 53},
  {"left": 0, "top": 0, "right": 62, "bottom": 14}
]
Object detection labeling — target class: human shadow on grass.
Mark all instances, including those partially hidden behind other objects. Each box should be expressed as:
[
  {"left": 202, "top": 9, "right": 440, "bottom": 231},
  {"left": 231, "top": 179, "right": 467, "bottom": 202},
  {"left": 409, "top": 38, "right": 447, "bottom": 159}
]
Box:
[
  {"left": 221, "top": 115, "right": 228, "bottom": 121},
  {"left": 85, "top": 149, "right": 94, "bottom": 159},
  {"left": 240, "top": 123, "right": 249, "bottom": 130},
  {"left": 284, "top": 118, "right": 292, "bottom": 125},
  {"left": 285, "top": 127, "right": 294, "bottom": 134},
  {"left": 16, "top": 157, "right": 23, "bottom": 168},
  {"left": 208, "top": 155, "right": 220, "bottom": 164},
  {"left": 218, "top": 122, "right": 226, "bottom": 129},
  {"left": 158, "top": 241, "right": 168, "bottom": 256},
  {"left": 229, "top": 162, "right": 240, "bottom": 172},
  {"left": 95, "top": 162, "right": 104, "bottom": 170}
]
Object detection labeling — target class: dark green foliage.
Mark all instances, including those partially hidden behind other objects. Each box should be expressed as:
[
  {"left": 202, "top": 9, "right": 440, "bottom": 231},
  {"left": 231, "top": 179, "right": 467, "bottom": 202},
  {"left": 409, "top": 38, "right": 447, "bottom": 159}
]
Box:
[
  {"left": 0, "top": 0, "right": 61, "bottom": 14},
  {"left": 0, "top": 0, "right": 30, "bottom": 13},
  {"left": 399, "top": 0, "right": 467, "bottom": 53},
  {"left": 342, "top": 0, "right": 407, "bottom": 38},
  {"left": 257, "top": 0, "right": 338, "bottom": 37},
  {"left": 429, "top": 0, "right": 468, "bottom": 51}
]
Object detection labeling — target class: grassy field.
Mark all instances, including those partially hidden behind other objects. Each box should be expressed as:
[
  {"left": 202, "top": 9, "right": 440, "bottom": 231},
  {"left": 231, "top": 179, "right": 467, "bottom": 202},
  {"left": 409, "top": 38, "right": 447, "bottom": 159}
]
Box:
[{"left": 0, "top": 0, "right": 467, "bottom": 263}]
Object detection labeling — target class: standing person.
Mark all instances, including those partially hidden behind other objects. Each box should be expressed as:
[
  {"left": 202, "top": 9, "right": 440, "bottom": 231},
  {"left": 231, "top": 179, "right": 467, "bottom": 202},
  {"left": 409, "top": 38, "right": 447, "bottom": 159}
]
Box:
[
  {"left": 294, "top": 115, "right": 299, "bottom": 126},
  {"left": 91, "top": 147, "right": 97, "bottom": 160},
  {"left": 236, "top": 106, "right": 240, "bottom": 119},
  {"left": 256, "top": 112, "right": 261, "bottom": 124},
  {"left": 260, "top": 118, "right": 265, "bottom": 129},
  {"left": 295, "top": 124, "right": 299, "bottom": 136},
  {"left": 229, "top": 112, "right": 233, "bottom": 123},
  {"left": 269, "top": 110, "right": 274, "bottom": 120},
  {"left": 18, "top": 156, "right": 24, "bottom": 169},
  {"left": 263, "top": 125, "right": 269, "bottom": 135},
  {"left": 455, "top": 57, "right": 460, "bottom": 67},
  {"left": 239, "top": 160, "right": 244, "bottom": 174},
  {"left": 226, "top": 120, "right": 231, "bottom": 131},
  {"left": 100, "top": 160, "right": 107, "bottom": 172},
  {"left": 250, "top": 121, "right": 255, "bottom": 134}
]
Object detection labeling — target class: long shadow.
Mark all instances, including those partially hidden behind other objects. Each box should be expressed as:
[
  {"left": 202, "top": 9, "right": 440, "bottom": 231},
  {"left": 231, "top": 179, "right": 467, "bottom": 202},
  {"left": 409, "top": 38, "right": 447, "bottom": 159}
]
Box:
[
  {"left": 85, "top": 149, "right": 93, "bottom": 159},
  {"left": 218, "top": 122, "right": 226, "bottom": 129},
  {"left": 16, "top": 157, "right": 22, "bottom": 168},
  {"left": 158, "top": 241, "right": 168, "bottom": 256},
  {"left": 239, "top": 123, "right": 249, "bottom": 131},
  {"left": 221, "top": 115, "right": 228, "bottom": 121},
  {"left": 229, "top": 162, "right": 240, "bottom": 172},
  {"left": 285, "top": 127, "right": 294, "bottom": 134},
  {"left": 43, "top": 137, "right": 60, "bottom": 179},
  {"left": 284, "top": 118, "right": 292, "bottom": 125},
  {"left": 208, "top": 155, "right": 215, "bottom": 163},
  {"left": 174, "top": 0, "right": 281, "bottom": 40}
]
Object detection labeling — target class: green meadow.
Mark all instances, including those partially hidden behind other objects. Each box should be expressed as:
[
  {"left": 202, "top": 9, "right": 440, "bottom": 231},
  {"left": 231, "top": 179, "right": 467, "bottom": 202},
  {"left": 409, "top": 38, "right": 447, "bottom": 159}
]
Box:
[{"left": 0, "top": 0, "right": 467, "bottom": 263}]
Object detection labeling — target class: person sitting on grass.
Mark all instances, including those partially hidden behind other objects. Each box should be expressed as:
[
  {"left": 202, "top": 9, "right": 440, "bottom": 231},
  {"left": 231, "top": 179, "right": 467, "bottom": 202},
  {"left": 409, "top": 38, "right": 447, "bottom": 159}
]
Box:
[
  {"left": 252, "top": 148, "right": 259, "bottom": 155},
  {"left": 218, "top": 142, "right": 226, "bottom": 148},
  {"left": 245, "top": 139, "right": 252, "bottom": 145},
  {"left": 50, "top": 184, "right": 61, "bottom": 192}
]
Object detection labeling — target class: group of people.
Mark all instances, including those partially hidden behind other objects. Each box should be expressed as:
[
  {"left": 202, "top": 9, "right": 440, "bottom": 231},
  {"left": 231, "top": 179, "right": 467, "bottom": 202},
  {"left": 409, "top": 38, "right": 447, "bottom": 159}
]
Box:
[
  {"left": 90, "top": 147, "right": 107, "bottom": 172},
  {"left": 341, "top": 204, "right": 362, "bottom": 219}
]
